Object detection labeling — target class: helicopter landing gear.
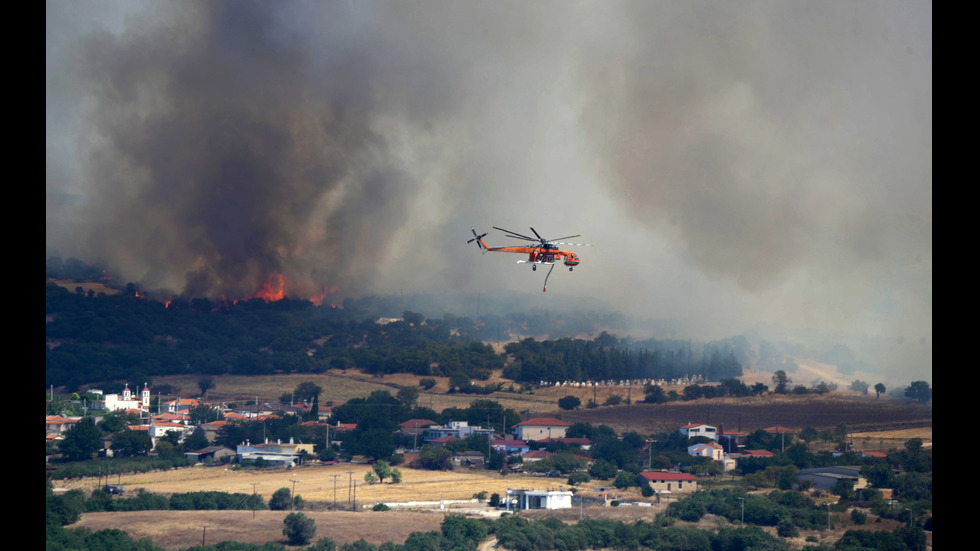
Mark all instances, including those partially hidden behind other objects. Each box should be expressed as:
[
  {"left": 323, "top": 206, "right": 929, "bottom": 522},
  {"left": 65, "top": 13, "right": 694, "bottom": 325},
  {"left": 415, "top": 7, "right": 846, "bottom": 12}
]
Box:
[
  {"left": 532, "top": 265, "right": 536, "bottom": 271},
  {"left": 569, "top": 267, "right": 573, "bottom": 272}
]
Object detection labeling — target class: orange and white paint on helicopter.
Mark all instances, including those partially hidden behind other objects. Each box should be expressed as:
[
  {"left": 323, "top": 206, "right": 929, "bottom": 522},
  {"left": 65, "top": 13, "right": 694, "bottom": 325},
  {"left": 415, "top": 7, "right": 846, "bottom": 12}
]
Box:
[{"left": 468, "top": 226, "right": 588, "bottom": 291}]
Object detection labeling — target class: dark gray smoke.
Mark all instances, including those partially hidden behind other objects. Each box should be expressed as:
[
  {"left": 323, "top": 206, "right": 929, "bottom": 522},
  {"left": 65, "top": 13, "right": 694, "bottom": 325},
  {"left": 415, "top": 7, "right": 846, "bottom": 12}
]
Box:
[
  {"left": 48, "top": 2, "right": 429, "bottom": 299},
  {"left": 47, "top": 1, "right": 930, "bottom": 382}
]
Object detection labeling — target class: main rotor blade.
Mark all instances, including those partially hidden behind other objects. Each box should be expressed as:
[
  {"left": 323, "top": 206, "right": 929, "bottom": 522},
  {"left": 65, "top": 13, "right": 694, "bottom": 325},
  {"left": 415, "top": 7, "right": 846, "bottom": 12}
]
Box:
[
  {"left": 549, "top": 234, "right": 581, "bottom": 242},
  {"left": 530, "top": 227, "right": 546, "bottom": 243},
  {"left": 493, "top": 226, "right": 537, "bottom": 241}
]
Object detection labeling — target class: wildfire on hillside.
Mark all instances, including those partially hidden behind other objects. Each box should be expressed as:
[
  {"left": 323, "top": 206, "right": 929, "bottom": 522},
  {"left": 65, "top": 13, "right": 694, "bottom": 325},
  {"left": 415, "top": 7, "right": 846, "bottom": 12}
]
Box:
[
  {"left": 157, "top": 273, "right": 340, "bottom": 308},
  {"left": 255, "top": 273, "right": 286, "bottom": 303},
  {"left": 310, "top": 284, "right": 340, "bottom": 308}
]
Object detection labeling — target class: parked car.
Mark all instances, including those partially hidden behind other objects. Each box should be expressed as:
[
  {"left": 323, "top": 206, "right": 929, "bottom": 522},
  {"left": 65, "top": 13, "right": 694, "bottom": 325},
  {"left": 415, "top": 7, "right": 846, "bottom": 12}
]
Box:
[{"left": 103, "top": 484, "right": 125, "bottom": 495}]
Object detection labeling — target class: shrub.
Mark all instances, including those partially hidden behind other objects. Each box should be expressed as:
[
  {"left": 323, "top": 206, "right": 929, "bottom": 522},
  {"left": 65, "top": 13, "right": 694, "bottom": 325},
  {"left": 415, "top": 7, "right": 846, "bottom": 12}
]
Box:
[
  {"left": 270, "top": 487, "right": 293, "bottom": 510},
  {"left": 283, "top": 512, "right": 317, "bottom": 545}
]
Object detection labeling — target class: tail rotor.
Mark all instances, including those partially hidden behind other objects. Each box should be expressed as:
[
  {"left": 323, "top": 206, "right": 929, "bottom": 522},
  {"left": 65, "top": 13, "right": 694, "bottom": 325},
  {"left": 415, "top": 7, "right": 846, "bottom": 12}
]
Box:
[{"left": 467, "top": 228, "right": 488, "bottom": 252}]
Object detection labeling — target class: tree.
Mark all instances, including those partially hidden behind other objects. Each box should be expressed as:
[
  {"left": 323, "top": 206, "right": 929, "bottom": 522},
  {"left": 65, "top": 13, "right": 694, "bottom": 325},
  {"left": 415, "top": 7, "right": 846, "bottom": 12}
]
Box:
[
  {"left": 874, "top": 383, "right": 886, "bottom": 399},
  {"left": 282, "top": 512, "right": 316, "bottom": 545},
  {"left": 588, "top": 458, "right": 618, "bottom": 480},
  {"left": 904, "top": 381, "right": 932, "bottom": 403},
  {"left": 396, "top": 385, "right": 420, "bottom": 407},
  {"left": 59, "top": 417, "right": 103, "bottom": 461},
  {"left": 833, "top": 423, "right": 849, "bottom": 452},
  {"left": 197, "top": 377, "right": 215, "bottom": 398},
  {"left": 558, "top": 395, "right": 581, "bottom": 410},
  {"left": 294, "top": 381, "right": 323, "bottom": 402},
  {"left": 414, "top": 446, "right": 453, "bottom": 470},
  {"left": 111, "top": 428, "right": 152, "bottom": 457},
  {"left": 373, "top": 460, "right": 393, "bottom": 483},
  {"left": 613, "top": 470, "right": 636, "bottom": 489},
  {"left": 642, "top": 384, "right": 668, "bottom": 404},
  {"left": 799, "top": 427, "right": 819, "bottom": 451},
  {"left": 772, "top": 370, "right": 791, "bottom": 394},
  {"left": 448, "top": 372, "right": 471, "bottom": 392}
]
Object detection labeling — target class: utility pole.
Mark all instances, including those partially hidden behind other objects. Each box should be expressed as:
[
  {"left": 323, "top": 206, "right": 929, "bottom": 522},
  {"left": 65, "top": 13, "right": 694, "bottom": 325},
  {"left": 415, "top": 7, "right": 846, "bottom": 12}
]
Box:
[
  {"left": 331, "top": 474, "right": 340, "bottom": 509},
  {"left": 250, "top": 483, "right": 259, "bottom": 519},
  {"left": 347, "top": 471, "right": 354, "bottom": 508},
  {"left": 290, "top": 479, "right": 299, "bottom": 510}
]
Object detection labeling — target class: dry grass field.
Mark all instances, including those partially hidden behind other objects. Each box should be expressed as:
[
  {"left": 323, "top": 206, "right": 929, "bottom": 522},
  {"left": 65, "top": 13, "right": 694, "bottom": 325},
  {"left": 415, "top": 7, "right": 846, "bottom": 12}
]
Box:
[
  {"left": 55, "top": 462, "right": 577, "bottom": 506},
  {"left": 70, "top": 509, "right": 447, "bottom": 549},
  {"left": 58, "top": 465, "right": 632, "bottom": 550}
]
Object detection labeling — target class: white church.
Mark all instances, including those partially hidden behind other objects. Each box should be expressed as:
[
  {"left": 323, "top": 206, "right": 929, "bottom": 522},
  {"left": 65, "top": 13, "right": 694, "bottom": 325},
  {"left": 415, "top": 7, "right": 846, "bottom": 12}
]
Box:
[{"left": 92, "top": 383, "right": 152, "bottom": 413}]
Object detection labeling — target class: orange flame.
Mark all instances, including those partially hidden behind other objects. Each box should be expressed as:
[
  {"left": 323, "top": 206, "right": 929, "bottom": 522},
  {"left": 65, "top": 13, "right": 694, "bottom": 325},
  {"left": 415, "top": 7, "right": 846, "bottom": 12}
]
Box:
[
  {"left": 255, "top": 273, "right": 286, "bottom": 303},
  {"left": 310, "top": 285, "right": 340, "bottom": 307}
]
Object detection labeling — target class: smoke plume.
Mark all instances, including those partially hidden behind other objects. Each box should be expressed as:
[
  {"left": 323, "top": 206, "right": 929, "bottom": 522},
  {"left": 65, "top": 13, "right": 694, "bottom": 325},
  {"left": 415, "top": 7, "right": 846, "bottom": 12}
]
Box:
[{"left": 48, "top": 1, "right": 931, "bottom": 384}]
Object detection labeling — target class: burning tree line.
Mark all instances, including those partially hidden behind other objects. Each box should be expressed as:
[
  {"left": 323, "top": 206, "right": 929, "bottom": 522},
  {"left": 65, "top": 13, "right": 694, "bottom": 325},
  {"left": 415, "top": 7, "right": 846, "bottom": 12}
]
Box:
[{"left": 46, "top": 263, "right": 745, "bottom": 392}]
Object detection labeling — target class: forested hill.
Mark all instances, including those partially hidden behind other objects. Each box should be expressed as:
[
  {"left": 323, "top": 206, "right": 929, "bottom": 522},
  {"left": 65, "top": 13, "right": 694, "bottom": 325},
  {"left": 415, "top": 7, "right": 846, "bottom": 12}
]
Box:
[{"left": 46, "top": 280, "right": 751, "bottom": 392}]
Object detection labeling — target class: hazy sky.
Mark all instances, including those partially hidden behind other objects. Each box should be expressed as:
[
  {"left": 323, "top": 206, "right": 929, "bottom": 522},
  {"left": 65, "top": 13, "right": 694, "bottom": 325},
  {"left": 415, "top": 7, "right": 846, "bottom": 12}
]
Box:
[{"left": 47, "top": 1, "right": 931, "bottom": 379}]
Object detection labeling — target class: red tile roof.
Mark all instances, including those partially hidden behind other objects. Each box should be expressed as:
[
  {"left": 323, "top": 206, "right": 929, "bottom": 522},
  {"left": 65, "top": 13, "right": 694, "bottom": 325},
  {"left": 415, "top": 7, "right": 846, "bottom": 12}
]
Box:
[
  {"left": 639, "top": 471, "right": 698, "bottom": 481},
  {"left": 742, "top": 449, "right": 775, "bottom": 457},
  {"left": 514, "top": 417, "right": 570, "bottom": 427},
  {"left": 763, "top": 426, "right": 798, "bottom": 434}
]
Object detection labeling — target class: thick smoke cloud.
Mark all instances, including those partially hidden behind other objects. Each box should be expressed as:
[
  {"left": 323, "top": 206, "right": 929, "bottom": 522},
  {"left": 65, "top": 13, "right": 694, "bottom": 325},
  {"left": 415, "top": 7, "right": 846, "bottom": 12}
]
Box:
[{"left": 47, "top": 2, "right": 930, "bottom": 380}]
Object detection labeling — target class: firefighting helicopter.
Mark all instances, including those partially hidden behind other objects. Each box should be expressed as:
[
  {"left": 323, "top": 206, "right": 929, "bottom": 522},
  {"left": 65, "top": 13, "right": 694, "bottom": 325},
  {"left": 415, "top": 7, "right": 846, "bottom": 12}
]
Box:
[{"left": 467, "top": 226, "right": 590, "bottom": 292}]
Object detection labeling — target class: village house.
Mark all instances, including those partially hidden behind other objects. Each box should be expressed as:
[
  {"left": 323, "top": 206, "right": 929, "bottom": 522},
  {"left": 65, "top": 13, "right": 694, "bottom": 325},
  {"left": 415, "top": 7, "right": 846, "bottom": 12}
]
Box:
[
  {"left": 638, "top": 471, "right": 699, "bottom": 494},
  {"left": 688, "top": 441, "right": 737, "bottom": 472},
  {"left": 491, "top": 439, "right": 530, "bottom": 455},
  {"left": 197, "top": 420, "right": 233, "bottom": 443},
  {"left": 184, "top": 445, "right": 236, "bottom": 464},
  {"left": 452, "top": 450, "right": 485, "bottom": 467},
  {"left": 505, "top": 489, "right": 573, "bottom": 511},
  {"left": 425, "top": 421, "right": 495, "bottom": 442},
  {"left": 717, "top": 426, "right": 747, "bottom": 453},
  {"left": 738, "top": 449, "right": 775, "bottom": 458},
  {"left": 399, "top": 419, "right": 437, "bottom": 436},
  {"left": 795, "top": 466, "right": 867, "bottom": 493},
  {"left": 519, "top": 450, "right": 554, "bottom": 463},
  {"left": 512, "top": 417, "right": 570, "bottom": 441},
  {"left": 428, "top": 435, "right": 461, "bottom": 448},
  {"left": 688, "top": 442, "right": 724, "bottom": 461},
  {"left": 46, "top": 415, "right": 80, "bottom": 435},
  {"left": 679, "top": 423, "right": 718, "bottom": 441},
  {"left": 236, "top": 438, "right": 315, "bottom": 467},
  {"left": 163, "top": 397, "right": 200, "bottom": 414}
]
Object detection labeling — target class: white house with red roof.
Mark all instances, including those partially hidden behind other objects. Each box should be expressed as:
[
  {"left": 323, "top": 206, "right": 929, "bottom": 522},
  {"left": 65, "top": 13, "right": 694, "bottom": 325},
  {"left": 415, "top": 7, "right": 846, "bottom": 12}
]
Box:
[
  {"left": 46, "top": 415, "right": 81, "bottom": 434},
  {"left": 688, "top": 442, "right": 725, "bottom": 461},
  {"left": 164, "top": 397, "right": 200, "bottom": 414},
  {"left": 491, "top": 439, "right": 530, "bottom": 455},
  {"left": 638, "top": 471, "right": 699, "bottom": 494},
  {"left": 512, "top": 417, "right": 570, "bottom": 441},
  {"left": 688, "top": 441, "right": 736, "bottom": 472}
]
